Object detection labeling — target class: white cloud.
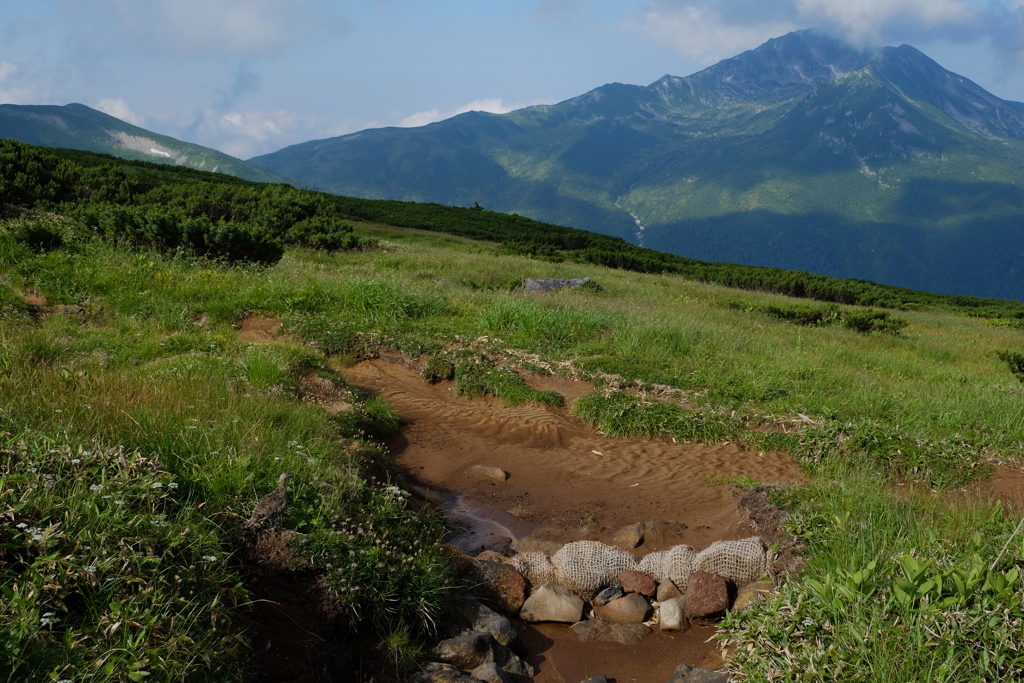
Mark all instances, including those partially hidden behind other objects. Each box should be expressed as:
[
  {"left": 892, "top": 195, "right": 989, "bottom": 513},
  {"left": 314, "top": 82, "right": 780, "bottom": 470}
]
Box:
[
  {"left": 627, "top": 0, "right": 982, "bottom": 63},
  {"left": 91, "top": 0, "right": 347, "bottom": 57},
  {"left": 628, "top": 2, "right": 798, "bottom": 63},
  {"left": 399, "top": 98, "right": 535, "bottom": 128},
  {"left": 794, "top": 0, "right": 976, "bottom": 43},
  {"left": 0, "top": 60, "right": 42, "bottom": 104},
  {"left": 96, "top": 98, "right": 142, "bottom": 126}
]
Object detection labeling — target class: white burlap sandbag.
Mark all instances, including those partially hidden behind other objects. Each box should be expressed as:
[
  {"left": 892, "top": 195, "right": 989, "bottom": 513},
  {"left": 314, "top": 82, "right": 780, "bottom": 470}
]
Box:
[{"left": 551, "top": 540, "right": 639, "bottom": 599}]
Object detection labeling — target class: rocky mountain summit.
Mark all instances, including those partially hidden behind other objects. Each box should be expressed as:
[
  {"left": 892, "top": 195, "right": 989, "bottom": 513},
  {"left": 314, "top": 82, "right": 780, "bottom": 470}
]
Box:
[{"left": 251, "top": 30, "right": 1024, "bottom": 300}]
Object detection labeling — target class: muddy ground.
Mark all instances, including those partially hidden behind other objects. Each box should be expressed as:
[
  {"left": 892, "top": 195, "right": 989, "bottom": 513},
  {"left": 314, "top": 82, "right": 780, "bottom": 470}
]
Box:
[{"left": 345, "top": 356, "right": 809, "bottom": 683}]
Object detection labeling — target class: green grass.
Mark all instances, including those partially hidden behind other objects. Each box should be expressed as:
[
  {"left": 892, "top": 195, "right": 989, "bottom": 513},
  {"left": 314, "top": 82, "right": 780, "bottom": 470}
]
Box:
[
  {"left": 722, "top": 465, "right": 1024, "bottom": 681},
  {"left": 4, "top": 208, "right": 1024, "bottom": 681}
]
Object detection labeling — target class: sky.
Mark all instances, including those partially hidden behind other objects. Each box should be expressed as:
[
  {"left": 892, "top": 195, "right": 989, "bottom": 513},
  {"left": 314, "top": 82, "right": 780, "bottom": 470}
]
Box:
[{"left": 1, "top": 0, "right": 1023, "bottom": 160}]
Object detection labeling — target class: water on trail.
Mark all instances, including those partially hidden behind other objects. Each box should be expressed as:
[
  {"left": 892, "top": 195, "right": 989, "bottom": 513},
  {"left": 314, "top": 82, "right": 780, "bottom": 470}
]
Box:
[{"left": 346, "top": 356, "right": 808, "bottom": 682}]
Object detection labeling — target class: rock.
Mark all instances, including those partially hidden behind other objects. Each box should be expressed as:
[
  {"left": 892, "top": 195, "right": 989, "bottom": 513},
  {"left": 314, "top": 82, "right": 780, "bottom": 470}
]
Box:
[
  {"left": 471, "top": 663, "right": 511, "bottom": 683},
  {"left": 470, "top": 465, "right": 509, "bottom": 481},
  {"left": 458, "top": 599, "right": 522, "bottom": 647},
  {"left": 593, "top": 585, "right": 624, "bottom": 606},
  {"left": 641, "top": 520, "right": 688, "bottom": 547},
  {"left": 570, "top": 620, "right": 651, "bottom": 644},
  {"left": 434, "top": 632, "right": 533, "bottom": 683},
  {"left": 434, "top": 632, "right": 497, "bottom": 671},
  {"left": 618, "top": 569, "right": 657, "bottom": 597},
  {"left": 613, "top": 522, "right": 646, "bottom": 548},
  {"left": 732, "top": 579, "right": 773, "bottom": 612},
  {"left": 657, "top": 577, "right": 684, "bottom": 602},
  {"left": 665, "top": 664, "right": 732, "bottom": 683},
  {"left": 685, "top": 572, "right": 730, "bottom": 622},
  {"left": 412, "top": 662, "right": 484, "bottom": 683},
  {"left": 462, "top": 560, "right": 527, "bottom": 616},
  {"left": 476, "top": 550, "right": 511, "bottom": 564},
  {"left": 593, "top": 593, "right": 652, "bottom": 624},
  {"left": 659, "top": 596, "right": 688, "bottom": 631},
  {"left": 522, "top": 277, "right": 602, "bottom": 294},
  {"left": 513, "top": 536, "right": 563, "bottom": 555},
  {"left": 519, "top": 583, "right": 584, "bottom": 623}
]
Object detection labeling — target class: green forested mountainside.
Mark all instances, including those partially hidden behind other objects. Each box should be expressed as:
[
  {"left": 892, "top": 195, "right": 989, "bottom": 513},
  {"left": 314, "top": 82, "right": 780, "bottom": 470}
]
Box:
[
  {"left": 0, "top": 103, "right": 286, "bottom": 183},
  {"left": 4, "top": 138, "right": 1024, "bottom": 318},
  {"left": 248, "top": 30, "right": 1024, "bottom": 301}
]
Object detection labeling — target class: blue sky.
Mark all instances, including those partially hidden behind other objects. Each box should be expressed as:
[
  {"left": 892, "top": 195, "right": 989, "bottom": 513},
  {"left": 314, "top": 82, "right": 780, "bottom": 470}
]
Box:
[{"left": 1, "top": 0, "right": 1023, "bottom": 159}]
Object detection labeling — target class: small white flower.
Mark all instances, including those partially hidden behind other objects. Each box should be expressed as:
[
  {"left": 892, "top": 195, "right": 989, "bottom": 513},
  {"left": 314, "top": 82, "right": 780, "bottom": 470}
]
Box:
[
  {"left": 90, "top": 484, "right": 103, "bottom": 491},
  {"left": 102, "top": 495, "right": 111, "bottom": 499},
  {"left": 16, "top": 522, "right": 27, "bottom": 529},
  {"left": 167, "top": 482, "right": 179, "bottom": 489},
  {"left": 114, "top": 500, "right": 125, "bottom": 506},
  {"left": 71, "top": 459, "right": 81, "bottom": 464},
  {"left": 202, "top": 555, "right": 219, "bottom": 562},
  {"left": 39, "top": 612, "right": 56, "bottom": 627},
  {"left": 85, "top": 565, "right": 97, "bottom": 574},
  {"left": 151, "top": 482, "right": 163, "bottom": 489},
  {"left": 32, "top": 533, "right": 44, "bottom": 541}
]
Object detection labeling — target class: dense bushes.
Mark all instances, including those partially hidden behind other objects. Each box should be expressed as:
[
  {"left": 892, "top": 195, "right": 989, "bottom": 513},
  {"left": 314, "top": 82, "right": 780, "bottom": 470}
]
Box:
[{"left": 0, "top": 139, "right": 369, "bottom": 265}]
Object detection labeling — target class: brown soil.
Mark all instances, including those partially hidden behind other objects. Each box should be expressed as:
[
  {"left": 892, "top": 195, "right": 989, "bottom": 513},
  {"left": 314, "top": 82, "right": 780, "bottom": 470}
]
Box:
[
  {"left": 345, "top": 356, "right": 809, "bottom": 682},
  {"left": 238, "top": 315, "right": 286, "bottom": 342}
]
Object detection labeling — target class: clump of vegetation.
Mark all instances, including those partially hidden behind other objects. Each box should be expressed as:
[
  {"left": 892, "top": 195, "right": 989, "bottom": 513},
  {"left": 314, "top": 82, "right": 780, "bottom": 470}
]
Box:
[
  {"left": 421, "top": 355, "right": 456, "bottom": 384},
  {"left": 455, "top": 353, "right": 564, "bottom": 407},
  {"left": 573, "top": 390, "right": 738, "bottom": 443},
  {"left": 730, "top": 300, "right": 908, "bottom": 334},
  {"left": 997, "top": 350, "right": 1024, "bottom": 382}
]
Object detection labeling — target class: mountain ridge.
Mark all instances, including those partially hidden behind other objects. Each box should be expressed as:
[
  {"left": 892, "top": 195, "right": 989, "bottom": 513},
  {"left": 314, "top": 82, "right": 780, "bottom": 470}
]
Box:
[
  {"left": 249, "top": 29, "right": 1024, "bottom": 300},
  {"left": 0, "top": 102, "right": 286, "bottom": 184}
]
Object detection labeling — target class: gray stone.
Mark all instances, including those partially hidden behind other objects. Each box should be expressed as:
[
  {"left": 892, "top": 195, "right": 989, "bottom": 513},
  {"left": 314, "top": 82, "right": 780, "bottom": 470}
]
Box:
[
  {"left": 666, "top": 664, "right": 732, "bottom": 683},
  {"left": 471, "top": 663, "right": 511, "bottom": 683},
  {"left": 434, "top": 632, "right": 497, "bottom": 671},
  {"left": 412, "top": 662, "right": 485, "bottom": 683},
  {"left": 519, "top": 583, "right": 584, "bottom": 623},
  {"left": 659, "top": 596, "right": 688, "bottom": 631},
  {"left": 458, "top": 599, "right": 522, "bottom": 647},
  {"left": 522, "top": 277, "right": 601, "bottom": 294},
  {"left": 593, "top": 585, "right": 624, "bottom": 606},
  {"left": 570, "top": 620, "right": 651, "bottom": 644},
  {"left": 434, "top": 632, "right": 533, "bottom": 683}
]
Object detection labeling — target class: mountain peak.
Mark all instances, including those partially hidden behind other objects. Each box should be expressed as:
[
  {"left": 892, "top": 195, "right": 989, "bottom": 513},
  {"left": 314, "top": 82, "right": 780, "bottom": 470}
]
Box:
[{"left": 651, "top": 29, "right": 875, "bottom": 107}]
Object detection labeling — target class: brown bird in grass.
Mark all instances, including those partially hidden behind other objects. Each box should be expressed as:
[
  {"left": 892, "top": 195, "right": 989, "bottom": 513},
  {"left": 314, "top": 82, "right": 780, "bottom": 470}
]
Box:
[{"left": 244, "top": 473, "right": 292, "bottom": 530}]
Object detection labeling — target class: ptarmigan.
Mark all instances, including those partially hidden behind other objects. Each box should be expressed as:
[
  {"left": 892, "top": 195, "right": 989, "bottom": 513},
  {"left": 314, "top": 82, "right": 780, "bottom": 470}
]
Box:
[{"left": 244, "top": 473, "right": 292, "bottom": 530}]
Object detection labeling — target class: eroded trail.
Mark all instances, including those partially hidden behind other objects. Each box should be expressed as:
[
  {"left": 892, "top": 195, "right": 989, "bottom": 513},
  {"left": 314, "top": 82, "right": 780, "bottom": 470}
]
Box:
[{"left": 346, "top": 357, "right": 808, "bottom": 682}]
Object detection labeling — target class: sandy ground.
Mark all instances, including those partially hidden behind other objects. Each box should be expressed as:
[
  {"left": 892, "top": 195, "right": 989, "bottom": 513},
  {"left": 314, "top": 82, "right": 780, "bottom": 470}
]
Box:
[{"left": 346, "top": 356, "right": 809, "bottom": 682}]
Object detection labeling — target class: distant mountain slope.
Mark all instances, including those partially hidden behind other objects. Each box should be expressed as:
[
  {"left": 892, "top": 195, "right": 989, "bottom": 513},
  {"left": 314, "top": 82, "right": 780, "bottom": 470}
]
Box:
[
  {"left": 0, "top": 103, "right": 286, "bottom": 184},
  {"left": 248, "top": 30, "right": 1024, "bottom": 300}
]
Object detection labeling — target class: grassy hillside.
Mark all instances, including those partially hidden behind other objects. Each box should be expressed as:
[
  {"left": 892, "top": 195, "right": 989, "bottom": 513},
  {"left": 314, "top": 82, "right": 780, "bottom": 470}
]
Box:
[{"left": 4, "top": 142, "right": 1024, "bottom": 680}]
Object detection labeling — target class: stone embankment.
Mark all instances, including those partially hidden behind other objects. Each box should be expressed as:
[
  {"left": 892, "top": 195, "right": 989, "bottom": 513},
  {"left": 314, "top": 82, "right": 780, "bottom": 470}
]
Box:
[{"left": 414, "top": 534, "right": 774, "bottom": 683}]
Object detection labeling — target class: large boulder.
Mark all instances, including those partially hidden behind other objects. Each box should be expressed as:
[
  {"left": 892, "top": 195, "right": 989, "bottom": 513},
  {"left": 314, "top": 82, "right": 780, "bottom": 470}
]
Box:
[
  {"left": 433, "top": 632, "right": 533, "bottom": 683},
  {"left": 412, "top": 662, "right": 485, "bottom": 683},
  {"left": 519, "top": 583, "right": 584, "bottom": 623},
  {"left": 522, "top": 277, "right": 602, "bottom": 294}
]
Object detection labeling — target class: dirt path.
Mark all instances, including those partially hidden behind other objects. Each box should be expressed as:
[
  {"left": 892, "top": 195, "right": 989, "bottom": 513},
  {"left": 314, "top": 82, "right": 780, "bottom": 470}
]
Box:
[{"left": 346, "top": 356, "right": 808, "bottom": 682}]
